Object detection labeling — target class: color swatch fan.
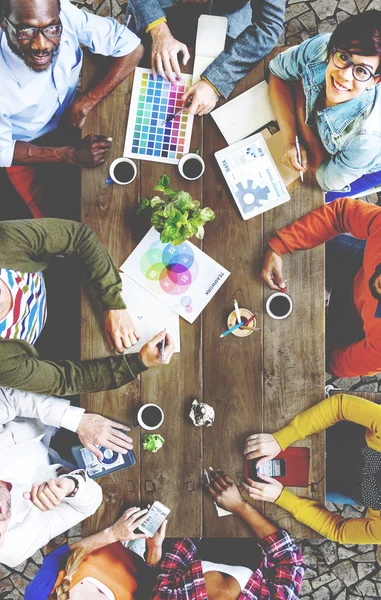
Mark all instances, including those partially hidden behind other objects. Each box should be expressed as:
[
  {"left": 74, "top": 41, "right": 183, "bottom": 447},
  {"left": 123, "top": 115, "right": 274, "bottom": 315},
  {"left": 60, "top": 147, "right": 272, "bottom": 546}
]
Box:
[{"left": 123, "top": 67, "right": 194, "bottom": 164}]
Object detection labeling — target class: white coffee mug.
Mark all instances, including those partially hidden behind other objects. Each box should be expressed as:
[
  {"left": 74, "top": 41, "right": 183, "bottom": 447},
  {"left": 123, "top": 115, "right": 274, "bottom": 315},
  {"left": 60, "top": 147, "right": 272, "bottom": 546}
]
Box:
[
  {"left": 266, "top": 292, "right": 293, "bottom": 320},
  {"left": 107, "top": 157, "right": 137, "bottom": 185},
  {"left": 178, "top": 153, "right": 205, "bottom": 180},
  {"left": 135, "top": 403, "right": 164, "bottom": 431}
]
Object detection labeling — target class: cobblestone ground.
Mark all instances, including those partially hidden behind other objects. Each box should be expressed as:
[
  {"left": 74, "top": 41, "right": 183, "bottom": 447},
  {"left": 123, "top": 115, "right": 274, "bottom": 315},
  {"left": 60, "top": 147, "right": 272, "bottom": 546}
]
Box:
[{"left": 2, "top": 3, "right": 380, "bottom": 599}]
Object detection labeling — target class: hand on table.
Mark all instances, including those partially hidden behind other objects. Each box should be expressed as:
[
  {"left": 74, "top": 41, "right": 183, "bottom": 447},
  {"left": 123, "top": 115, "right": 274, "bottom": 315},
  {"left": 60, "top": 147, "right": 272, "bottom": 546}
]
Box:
[
  {"left": 182, "top": 80, "right": 219, "bottom": 116},
  {"left": 65, "top": 96, "right": 93, "bottom": 129},
  {"left": 243, "top": 433, "right": 281, "bottom": 465},
  {"left": 242, "top": 474, "right": 283, "bottom": 503},
  {"left": 139, "top": 330, "right": 175, "bottom": 367},
  {"left": 110, "top": 507, "right": 149, "bottom": 542},
  {"left": 66, "top": 134, "right": 112, "bottom": 168},
  {"left": 281, "top": 141, "right": 307, "bottom": 174},
  {"left": 260, "top": 246, "right": 287, "bottom": 291},
  {"left": 23, "top": 477, "right": 75, "bottom": 511},
  {"left": 204, "top": 468, "right": 246, "bottom": 514},
  {"left": 105, "top": 309, "right": 140, "bottom": 353},
  {"left": 150, "top": 22, "right": 190, "bottom": 83},
  {"left": 77, "top": 413, "right": 133, "bottom": 459}
]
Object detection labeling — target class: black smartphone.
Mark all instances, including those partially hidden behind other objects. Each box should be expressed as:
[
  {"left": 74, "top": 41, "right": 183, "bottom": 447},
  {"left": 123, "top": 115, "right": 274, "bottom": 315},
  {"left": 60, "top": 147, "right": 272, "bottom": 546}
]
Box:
[{"left": 249, "top": 458, "right": 286, "bottom": 480}]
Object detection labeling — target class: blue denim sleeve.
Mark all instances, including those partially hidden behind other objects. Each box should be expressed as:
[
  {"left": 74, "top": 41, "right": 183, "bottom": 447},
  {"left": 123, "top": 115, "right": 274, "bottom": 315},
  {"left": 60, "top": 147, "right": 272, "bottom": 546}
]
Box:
[
  {"left": 202, "top": 0, "right": 285, "bottom": 98},
  {"left": 128, "top": 0, "right": 166, "bottom": 32},
  {"left": 269, "top": 33, "right": 330, "bottom": 81},
  {"left": 316, "top": 132, "right": 381, "bottom": 191}
]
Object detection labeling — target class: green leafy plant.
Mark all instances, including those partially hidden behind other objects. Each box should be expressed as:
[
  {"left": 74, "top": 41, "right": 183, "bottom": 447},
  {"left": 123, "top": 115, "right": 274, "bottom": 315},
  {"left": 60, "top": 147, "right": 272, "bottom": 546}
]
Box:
[
  {"left": 137, "top": 174, "right": 215, "bottom": 246},
  {"left": 143, "top": 434, "right": 165, "bottom": 453}
]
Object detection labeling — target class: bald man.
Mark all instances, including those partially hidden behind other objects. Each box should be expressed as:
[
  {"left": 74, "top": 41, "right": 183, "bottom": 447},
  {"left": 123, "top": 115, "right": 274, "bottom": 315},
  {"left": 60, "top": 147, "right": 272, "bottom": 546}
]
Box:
[{"left": 0, "top": 0, "right": 143, "bottom": 217}]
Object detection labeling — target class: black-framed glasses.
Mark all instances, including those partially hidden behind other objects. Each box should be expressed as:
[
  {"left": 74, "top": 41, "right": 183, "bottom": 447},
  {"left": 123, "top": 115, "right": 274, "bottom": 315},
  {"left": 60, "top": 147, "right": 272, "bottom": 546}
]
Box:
[
  {"left": 4, "top": 17, "right": 62, "bottom": 41},
  {"left": 332, "top": 47, "right": 380, "bottom": 82}
]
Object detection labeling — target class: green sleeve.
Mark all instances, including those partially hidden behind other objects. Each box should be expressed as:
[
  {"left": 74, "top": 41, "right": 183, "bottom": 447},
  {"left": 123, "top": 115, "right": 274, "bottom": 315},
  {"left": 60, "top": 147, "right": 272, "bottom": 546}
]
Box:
[
  {"left": 0, "top": 219, "right": 125, "bottom": 311},
  {"left": 0, "top": 338, "right": 147, "bottom": 396}
]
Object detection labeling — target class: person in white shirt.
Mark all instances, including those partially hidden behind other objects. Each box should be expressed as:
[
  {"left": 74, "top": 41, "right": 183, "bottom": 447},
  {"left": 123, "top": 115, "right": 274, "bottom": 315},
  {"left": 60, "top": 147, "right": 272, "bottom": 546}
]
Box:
[
  {"left": 0, "top": 386, "right": 135, "bottom": 568},
  {"left": 0, "top": 0, "right": 144, "bottom": 217}
]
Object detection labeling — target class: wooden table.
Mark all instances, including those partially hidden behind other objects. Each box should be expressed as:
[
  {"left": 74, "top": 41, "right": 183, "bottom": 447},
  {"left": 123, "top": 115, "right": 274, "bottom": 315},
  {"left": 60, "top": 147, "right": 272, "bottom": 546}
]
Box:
[{"left": 81, "top": 49, "right": 325, "bottom": 539}]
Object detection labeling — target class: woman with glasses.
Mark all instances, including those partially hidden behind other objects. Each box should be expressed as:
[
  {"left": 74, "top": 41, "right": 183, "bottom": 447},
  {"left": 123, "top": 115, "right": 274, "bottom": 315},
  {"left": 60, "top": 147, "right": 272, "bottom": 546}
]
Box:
[{"left": 268, "top": 11, "right": 381, "bottom": 201}]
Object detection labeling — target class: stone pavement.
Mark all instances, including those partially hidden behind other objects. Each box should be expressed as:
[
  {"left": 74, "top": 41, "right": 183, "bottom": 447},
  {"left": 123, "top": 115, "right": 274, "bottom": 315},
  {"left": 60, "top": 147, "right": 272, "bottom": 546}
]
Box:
[{"left": 72, "top": 0, "right": 381, "bottom": 43}]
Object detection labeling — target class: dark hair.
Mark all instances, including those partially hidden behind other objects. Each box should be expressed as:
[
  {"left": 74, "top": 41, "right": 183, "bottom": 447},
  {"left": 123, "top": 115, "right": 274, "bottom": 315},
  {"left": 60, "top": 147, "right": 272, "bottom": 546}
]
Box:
[
  {"left": 0, "top": 0, "right": 61, "bottom": 20},
  {"left": 328, "top": 10, "right": 381, "bottom": 60}
]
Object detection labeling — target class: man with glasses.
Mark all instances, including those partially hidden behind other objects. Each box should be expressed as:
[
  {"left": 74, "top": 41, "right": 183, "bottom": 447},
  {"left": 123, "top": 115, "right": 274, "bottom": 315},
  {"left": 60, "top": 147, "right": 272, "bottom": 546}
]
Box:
[
  {"left": 268, "top": 11, "right": 381, "bottom": 201},
  {"left": 0, "top": 0, "right": 143, "bottom": 218}
]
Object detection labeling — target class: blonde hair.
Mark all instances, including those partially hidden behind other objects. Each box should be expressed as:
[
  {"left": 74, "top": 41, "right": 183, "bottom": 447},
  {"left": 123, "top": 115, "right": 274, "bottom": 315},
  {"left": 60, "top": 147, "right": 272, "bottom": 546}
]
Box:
[{"left": 50, "top": 547, "right": 88, "bottom": 600}]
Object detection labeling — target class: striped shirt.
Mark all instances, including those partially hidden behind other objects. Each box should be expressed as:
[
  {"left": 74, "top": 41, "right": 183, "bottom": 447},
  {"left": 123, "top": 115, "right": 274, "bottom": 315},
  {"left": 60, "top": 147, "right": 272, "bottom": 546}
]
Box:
[{"left": 0, "top": 269, "right": 47, "bottom": 345}]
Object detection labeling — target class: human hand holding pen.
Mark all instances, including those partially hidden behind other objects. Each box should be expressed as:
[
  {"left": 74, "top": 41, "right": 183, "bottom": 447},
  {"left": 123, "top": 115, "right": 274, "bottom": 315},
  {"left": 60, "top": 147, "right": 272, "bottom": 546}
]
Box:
[
  {"left": 281, "top": 139, "right": 307, "bottom": 175},
  {"left": 139, "top": 331, "right": 175, "bottom": 367}
]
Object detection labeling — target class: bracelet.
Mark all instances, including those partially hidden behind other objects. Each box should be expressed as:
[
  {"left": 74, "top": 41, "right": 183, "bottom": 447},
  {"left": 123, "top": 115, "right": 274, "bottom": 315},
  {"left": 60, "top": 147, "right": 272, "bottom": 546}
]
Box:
[{"left": 65, "top": 475, "right": 80, "bottom": 498}]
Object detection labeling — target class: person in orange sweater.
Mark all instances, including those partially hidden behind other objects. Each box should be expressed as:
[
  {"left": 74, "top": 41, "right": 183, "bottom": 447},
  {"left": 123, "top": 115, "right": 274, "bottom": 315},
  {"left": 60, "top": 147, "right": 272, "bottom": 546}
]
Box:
[
  {"left": 242, "top": 394, "right": 381, "bottom": 544},
  {"left": 260, "top": 196, "right": 381, "bottom": 378}
]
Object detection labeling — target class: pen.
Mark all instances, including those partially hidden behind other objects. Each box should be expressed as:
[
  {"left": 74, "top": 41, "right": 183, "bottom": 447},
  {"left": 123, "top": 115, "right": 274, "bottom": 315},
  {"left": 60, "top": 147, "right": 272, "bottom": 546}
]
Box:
[
  {"left": 162, "top": 97, "right": 193, "bottom": 125},
  {"left": 280, "top": 279, "right": 288, "bottom": 293},
  {"left": 234, "top": 299, "right": 241, "bottom": 323},
  {"left": 295, "top": 135, "right": 304, "bottom": 183},
  {"left": 220, "top": 314, "right": 255, "bottom": 338},
  {"left": 160, "top": 329, "right": 166, "bottom": 362}
]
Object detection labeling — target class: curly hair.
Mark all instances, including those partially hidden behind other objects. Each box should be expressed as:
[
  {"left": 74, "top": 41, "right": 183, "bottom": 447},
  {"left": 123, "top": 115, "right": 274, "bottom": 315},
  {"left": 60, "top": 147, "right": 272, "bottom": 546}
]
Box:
[{"left": 49, "top": 547, "right": 88, "bottom": 600}]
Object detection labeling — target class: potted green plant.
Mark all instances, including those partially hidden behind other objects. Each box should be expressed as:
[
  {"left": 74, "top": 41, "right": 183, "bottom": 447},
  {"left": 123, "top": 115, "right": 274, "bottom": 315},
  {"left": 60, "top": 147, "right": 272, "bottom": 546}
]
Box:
[{"left": 137, "top": 174, "right": 215, "bottom": 246}]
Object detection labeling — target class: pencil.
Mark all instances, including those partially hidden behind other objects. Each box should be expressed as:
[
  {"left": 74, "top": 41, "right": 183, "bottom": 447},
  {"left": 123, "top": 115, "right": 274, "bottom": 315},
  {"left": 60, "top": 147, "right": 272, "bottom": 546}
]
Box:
[
  {"left": 240, "top": 326, "right": 262, "bottom": 331},
  {"left": 220, "top": 314, "right": 255, "bottom": 338},
  {"left": 295, "top": 135, "right": 304, "bottom": 183},
  {"left": 160, "top": 328, "right": 166, "bottom": 362},
  {"left": 234, "top": 299, "right": 241, "bottom": 323}
]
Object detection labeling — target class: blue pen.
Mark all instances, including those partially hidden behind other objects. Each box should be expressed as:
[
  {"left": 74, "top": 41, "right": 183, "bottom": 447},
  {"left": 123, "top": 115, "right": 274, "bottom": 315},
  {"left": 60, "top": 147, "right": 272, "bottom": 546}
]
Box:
[
  {"left": 160, "top": 328, "right": 166, "bottom": 361},
  {"left": 219, "top": 314, "right": 255, "bottom": 338}
]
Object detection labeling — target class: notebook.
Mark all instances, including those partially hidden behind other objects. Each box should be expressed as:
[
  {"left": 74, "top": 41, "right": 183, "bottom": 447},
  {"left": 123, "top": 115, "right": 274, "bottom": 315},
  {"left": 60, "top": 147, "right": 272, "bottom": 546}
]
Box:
[
  {"left": 215, "top": 132, "right": 290, "bottom": 220},
  {"left": 192, "top": 15, "right": 228, "bottom": 84},
  {"left": 211, "top": 81, "right": 300, "bottom": 187}
]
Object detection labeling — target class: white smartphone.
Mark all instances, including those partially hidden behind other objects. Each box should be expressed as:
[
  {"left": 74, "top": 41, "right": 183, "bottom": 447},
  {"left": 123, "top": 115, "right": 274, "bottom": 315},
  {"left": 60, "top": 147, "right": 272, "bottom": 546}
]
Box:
[{"left": 138, "top": 501, "right": 170, "bottom": 537}]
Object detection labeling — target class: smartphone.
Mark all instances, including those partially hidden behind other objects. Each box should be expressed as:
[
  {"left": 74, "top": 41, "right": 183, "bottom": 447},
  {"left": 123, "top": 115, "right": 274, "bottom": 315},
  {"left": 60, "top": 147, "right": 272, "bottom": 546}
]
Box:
[
  {"left": 249, "top": 458, "right": 286, "bottom": 480},
  {"left": 138, "top": 501, "right": 170, "bottom": 537}
]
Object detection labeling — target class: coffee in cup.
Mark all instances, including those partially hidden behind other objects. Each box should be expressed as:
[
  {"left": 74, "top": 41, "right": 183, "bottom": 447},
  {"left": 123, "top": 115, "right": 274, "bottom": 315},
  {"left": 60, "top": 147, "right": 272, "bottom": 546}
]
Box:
[
  {"left": 178, "top": 153, "right": 205, "bottom": 181},
  {"left": 135, "top": 403, "right": 164, "bottom": 430},
  {"left": 108, "top": 157, "right": 137, "bottom": 185},
  {"left": 266, "top": 292, "right": 293, "bottom": 320}
]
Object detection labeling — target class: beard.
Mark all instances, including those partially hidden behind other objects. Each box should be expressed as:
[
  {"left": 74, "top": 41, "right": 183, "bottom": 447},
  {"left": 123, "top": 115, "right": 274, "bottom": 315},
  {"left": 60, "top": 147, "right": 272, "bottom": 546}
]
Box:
[
  {"left": 5, "top": 31, "right": 59, "bottom": 72},
  {"left": 0, "top": 488, "right": 11, "bottom": 521},
  {"left": 369, "top": 270, "right": 381, "bottom": 300}
]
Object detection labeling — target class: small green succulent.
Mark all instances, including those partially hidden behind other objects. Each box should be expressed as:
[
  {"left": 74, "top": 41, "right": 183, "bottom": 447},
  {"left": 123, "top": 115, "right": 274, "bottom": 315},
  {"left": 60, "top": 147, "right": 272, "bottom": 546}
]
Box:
[{"left": 137, "top": 174, "right": 215, "bottom": 246}]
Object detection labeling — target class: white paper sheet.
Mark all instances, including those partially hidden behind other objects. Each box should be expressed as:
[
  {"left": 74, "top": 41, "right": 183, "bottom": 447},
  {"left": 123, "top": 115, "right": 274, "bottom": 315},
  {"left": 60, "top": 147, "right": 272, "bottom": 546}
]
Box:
[
  {"left": 120, "top": 228, "right": 230, "bottom": 324},
  {"left": 193, "top": 15, "right": 228, "bottom": 84},
  {"left": 120, "top": 274, "right": 180, "bottom": 354}
]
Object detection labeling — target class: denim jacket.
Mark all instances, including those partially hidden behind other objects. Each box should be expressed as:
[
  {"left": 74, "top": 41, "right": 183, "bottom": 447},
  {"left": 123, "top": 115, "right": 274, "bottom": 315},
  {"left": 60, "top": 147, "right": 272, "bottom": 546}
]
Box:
[
  {"left": 127, "top": 0, "right": 285, "bottom": 98},
  {"left": 269, "top": 34, "right": 381, "bottom": 191}
]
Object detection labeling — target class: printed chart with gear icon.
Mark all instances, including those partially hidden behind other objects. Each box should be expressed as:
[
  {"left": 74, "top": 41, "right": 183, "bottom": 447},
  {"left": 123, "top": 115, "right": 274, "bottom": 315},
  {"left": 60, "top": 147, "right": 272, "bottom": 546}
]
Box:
[
  {"left": 120, "top": 228, "right": 230, "bottom": 324},
  {"left": 235, "top": 180, "right": 271, "bottom": 214},
  {"left": 140, "top": 239, "right": 199, "bottom": 316}
]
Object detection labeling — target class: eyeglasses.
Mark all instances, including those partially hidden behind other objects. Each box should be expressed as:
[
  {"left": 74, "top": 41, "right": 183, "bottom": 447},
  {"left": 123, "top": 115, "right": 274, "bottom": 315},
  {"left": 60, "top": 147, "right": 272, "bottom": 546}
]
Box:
[
  {"left": 332, "top": 47, "right": 380, "bottom": 82},
  {"left": 4, "top": 17, "right": 62, "bottom": 41}
]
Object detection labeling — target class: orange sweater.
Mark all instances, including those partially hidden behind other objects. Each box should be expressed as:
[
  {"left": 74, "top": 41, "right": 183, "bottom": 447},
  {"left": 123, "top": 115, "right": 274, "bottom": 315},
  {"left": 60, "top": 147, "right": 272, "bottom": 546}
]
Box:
[
  {"left": 53, "top": 543, "right": 139, "bottom": 600},
  {"left": 267, "top": 197, "right": 381, "bottom": 377}
]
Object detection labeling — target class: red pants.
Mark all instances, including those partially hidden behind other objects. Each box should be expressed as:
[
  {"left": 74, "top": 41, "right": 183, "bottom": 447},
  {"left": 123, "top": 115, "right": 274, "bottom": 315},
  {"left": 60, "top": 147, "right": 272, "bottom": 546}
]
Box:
[{"left": 6, "top": 165, "right": 47, "bottom": 218}]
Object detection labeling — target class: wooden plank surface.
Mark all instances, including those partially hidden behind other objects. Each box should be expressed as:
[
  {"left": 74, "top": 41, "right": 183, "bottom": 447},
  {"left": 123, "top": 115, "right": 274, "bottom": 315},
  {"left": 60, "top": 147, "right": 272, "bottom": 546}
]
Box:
[
  {"left": 80, "top": 51, "right": 141, "bottom": 535},
  {"left": 202, "top": 61, "right": 265, "bottom": 536}
]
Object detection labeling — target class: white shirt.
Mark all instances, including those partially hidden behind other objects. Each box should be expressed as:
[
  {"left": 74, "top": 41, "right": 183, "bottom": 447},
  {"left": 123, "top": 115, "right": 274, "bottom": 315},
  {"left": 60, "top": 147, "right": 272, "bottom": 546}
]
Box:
[
  {"left": 0, "top": 0, "right": 141, "bottom": 167},
  {"left": 0, "top": 387, "right": 102, "bottom": 568},
  {"left": 201, "top": 561, "right": 254, "bottom": 592}
]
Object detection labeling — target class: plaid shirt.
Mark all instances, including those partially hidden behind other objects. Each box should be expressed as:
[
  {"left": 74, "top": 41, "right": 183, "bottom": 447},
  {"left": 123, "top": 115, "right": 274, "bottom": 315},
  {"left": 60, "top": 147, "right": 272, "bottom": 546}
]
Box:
[{"left": 150, "top": 530, "right": 304, "bottom": 599}]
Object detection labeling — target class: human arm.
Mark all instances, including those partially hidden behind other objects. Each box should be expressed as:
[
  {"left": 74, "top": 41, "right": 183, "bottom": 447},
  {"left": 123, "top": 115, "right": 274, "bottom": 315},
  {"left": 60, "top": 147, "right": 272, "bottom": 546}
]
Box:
[
  {"left": 0, "top": 469, "right": 102, "bottom": 568},
  {"left": 275, "top": 488, "right": 381, "bottom": 544},
  {"left": 266, "top": 197, "right": 381, "bottom": 257},
  {"left": 148, "top": 21, "right": 190, "bottom": 84},
  {"left": 260, "top": 245, "right": 287, "bottom": 291},
  {"left": 330, "top": 340, "right": 381, "bottom": 378},
  {"left": 128, "top": 0, "right": 166, "bottom": 33},
  {"left": 201, "top": 0, "right": 285, "bottom": 99}
]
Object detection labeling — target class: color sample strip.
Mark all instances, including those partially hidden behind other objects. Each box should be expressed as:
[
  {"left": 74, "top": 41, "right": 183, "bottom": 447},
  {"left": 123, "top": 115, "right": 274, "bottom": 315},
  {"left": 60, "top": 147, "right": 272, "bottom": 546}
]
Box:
[{"left": 123, "top": 67, "right": 194, "bottom": 165}]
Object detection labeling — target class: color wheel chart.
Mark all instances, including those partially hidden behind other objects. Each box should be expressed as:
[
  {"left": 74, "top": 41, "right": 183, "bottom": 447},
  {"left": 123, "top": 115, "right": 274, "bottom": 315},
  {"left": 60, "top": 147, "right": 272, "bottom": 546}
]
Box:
[{"left": 123, "top": 67, "right": 194, "bottom": 165}]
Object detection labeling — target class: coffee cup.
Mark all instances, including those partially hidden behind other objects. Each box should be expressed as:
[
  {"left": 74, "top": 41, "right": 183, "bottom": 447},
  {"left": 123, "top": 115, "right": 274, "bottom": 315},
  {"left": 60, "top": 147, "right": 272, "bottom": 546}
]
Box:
[
  {"left": 107, "top": 157, "right": 137, "bottom": 185},
  {"left": 178, "top": 153, "right": 205, "bottom": 181},
  {"left": 134, "top": 403, "right": 164, "bottom": 430},
  {"left": 266, "top": 293, "right": 293, "bottom": 320}
]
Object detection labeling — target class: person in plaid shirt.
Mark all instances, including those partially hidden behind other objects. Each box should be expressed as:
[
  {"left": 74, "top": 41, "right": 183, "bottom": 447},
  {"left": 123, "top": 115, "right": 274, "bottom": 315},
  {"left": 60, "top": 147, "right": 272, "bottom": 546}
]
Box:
[{"left": 146, "top": 469, "right": 304, "bottom": 600}]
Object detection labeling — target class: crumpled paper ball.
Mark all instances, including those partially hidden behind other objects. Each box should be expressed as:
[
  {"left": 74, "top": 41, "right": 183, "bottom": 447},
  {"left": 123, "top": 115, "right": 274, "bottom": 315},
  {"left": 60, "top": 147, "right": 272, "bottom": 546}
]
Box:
[{"left": 189, "top": 399, "right": 215, "bottom": 427}]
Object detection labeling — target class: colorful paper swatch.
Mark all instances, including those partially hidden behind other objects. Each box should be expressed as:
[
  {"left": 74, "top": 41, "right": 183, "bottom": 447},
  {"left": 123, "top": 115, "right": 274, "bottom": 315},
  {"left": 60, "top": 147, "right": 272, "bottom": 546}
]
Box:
[{"left": 123, "top": 68, "right": 194, "bottom": 165}]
